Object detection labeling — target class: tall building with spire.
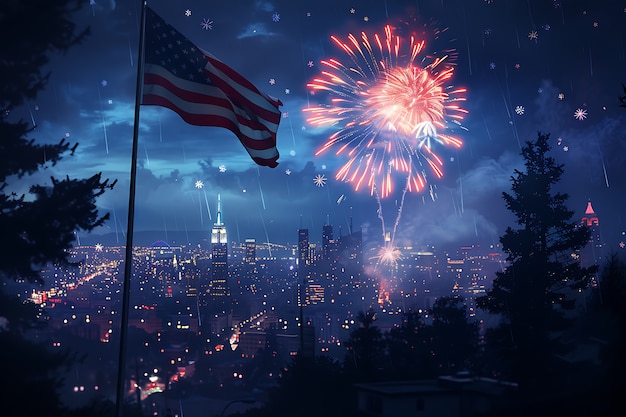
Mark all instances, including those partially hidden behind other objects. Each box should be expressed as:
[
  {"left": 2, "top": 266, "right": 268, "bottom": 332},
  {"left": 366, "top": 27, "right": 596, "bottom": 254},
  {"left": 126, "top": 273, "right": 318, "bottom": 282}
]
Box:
[
  {"left": 580, "top": 199, "right": 604, "bottom": 268},
  {"left": 209, "top": 194, "right": 230, "bottom": 312}
]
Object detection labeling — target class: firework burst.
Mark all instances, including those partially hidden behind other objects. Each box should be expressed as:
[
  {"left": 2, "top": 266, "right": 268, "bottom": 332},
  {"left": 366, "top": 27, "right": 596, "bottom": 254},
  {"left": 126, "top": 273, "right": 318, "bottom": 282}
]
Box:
[
  {"left": 305, "top": 25, "right": 467, "bottom": 198},
  {"left": 372, "top": 245, "right": 403, "bottom": 268}
]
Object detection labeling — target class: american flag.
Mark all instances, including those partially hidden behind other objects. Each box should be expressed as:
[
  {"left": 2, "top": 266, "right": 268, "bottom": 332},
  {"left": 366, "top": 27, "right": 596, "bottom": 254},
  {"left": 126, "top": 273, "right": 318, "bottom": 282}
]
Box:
[{"left": 142, "top": 7, "right": 282, "bottom": 167}]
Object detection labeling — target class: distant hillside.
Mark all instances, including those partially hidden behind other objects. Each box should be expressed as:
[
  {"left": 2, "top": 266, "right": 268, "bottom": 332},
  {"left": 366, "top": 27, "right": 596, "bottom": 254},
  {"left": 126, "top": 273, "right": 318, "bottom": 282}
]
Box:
[{"left": 77, "top": 230, "right": 211, "bottom": 247}]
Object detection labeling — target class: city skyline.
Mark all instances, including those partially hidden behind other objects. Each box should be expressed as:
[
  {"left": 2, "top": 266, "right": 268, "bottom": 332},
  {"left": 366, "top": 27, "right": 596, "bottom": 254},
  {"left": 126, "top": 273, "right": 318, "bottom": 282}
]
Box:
[
  {"left": 7, "top": 0, "right": 626, "bottom": 254},
  {"left": 5, "top": 2, "right": 624, "bottom": 416}
]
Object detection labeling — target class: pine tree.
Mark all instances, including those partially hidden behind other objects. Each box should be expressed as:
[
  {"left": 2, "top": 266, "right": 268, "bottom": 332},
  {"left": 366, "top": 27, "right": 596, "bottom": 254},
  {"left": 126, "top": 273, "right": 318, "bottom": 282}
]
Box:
[
  {"left": 343, "top": 309, "right": 385, "bottom": 381},
  {"left": 477, "top": 132, "right": 597, "bottom": 394},
  {"left": 593, "top": 253, "right": 626, "bottom": 412},
  {"left": 1, "top": 0, "right": 115, "bottom": 284},
  {"left": 385, "top": 309, "right": 434, "bottom": 379},
  {"left": 0, "top": 1, "right": 115, "bottom": 415},
  {"left": 428, "top": 295, "right": 479, "bottom": 374}
]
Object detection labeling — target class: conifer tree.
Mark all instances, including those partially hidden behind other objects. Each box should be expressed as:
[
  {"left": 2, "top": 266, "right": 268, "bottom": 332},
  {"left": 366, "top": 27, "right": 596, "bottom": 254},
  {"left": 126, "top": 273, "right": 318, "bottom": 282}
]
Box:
[
  {"left": 1, "top": 0, "right": 114, "bottom": 285},
  {"left": 343, "top": 309, "right": 385, "bottom": 381},
  {"left": 0, "top": 1, "right": 115, "bottom": 415},
  {"left": 385, "top": 309, "right": 434, "bottom": 379},
  {"left": 428, "top": 295, "right": 479, "bottom": 374},
  {"left": 593, "top": 253, "right": 626, "bottom": 412},
  {"left": 477, "top": 132, "right": 597, "bottom": 394}
]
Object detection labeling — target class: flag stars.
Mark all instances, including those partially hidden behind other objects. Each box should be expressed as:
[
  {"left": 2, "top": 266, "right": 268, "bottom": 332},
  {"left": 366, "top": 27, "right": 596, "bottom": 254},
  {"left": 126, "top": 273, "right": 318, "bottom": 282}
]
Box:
[{"left": 143, "top": 8, "right": 281, "bottom": 167}]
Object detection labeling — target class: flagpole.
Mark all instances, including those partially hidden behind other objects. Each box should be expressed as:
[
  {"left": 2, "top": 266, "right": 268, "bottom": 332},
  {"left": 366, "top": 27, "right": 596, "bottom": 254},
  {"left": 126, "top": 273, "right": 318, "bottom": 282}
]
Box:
[{"left": 115, "top": 1, "right": 147, "bottom": 417}]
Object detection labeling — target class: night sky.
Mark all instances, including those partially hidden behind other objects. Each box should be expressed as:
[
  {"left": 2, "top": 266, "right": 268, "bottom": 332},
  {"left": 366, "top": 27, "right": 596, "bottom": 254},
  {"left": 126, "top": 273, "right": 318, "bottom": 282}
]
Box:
[{"left": 10, "top": 0, "right": 626, "bottom": 250}]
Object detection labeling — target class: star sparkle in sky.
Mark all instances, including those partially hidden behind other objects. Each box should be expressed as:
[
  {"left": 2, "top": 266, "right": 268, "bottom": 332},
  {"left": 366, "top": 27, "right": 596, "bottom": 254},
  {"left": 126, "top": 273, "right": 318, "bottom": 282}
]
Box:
[{"left": 11, "top": 0, "right": 626, "bottom": 250}]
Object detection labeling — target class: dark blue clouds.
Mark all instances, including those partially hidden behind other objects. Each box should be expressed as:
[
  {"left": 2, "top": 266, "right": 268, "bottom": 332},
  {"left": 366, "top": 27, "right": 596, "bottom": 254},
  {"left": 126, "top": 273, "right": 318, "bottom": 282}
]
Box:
[{"left": 13, "top": 0, "right": 626, "bottom": 250}]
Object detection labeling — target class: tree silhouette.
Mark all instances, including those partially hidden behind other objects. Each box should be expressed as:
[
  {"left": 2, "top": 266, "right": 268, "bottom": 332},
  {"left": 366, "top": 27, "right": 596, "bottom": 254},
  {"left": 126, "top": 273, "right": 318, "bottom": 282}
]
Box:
[
  {"left": 385, "top": 309, "right": 435, "bottom": 379},
  {"left": 1, "top": 0, "right": 114, "bottom": 284},
  {"left": 477, "top": 132, "right": 597, "bottom": 395},
  {"left": 428, "top": 295, "right": 479, "bottom": 374},
  {"left": 343, "top": 309, "right": 385, "bottom": 381},
  {"left": 242, "top": 354, "right": 352, "bottom": 417},
  {"left": 0, "top": 1, "right": 114, "bottom": 415},
  {"left": 592, "top": 253, "right": 626, "bottom": 413}
]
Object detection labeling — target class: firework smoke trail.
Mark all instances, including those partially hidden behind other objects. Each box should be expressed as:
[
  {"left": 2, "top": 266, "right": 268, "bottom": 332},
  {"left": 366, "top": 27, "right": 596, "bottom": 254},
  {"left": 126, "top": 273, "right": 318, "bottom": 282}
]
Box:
[
  {"left": 526, "top": 0, "right": 537, "bottom": 30},
  {"left": 289, "top": 116, "right": 297, "bottom": 148},
  {"left": 158, "top": 114, "right": 163, "bottom": 142},
  {"left": 257, "top": 168, "right": 267, "bottom": 210},
  {"left": 483, "top": 117, "right": 493, "bottom": 141},
  {"left": 112, "top": 208, "right": 119, "bottom": 244},
  {"left": 128, "top": 37, "right": 134, "bottom": 66},
  {"left": 594, "top": 132, "right": 610, "bottom": 188},
  {"left": 183, "top": 218, "right": 190, "bottom": 245},
  {"left": 258, "top": 206, "right": 272, "bottom": 258},
  {"left": 202, "top": 188, "right": 212, "bottom": 220},
  {"left": 112, "top": 208, "right": 125, "bottom": 242},
  {"left": 500, "top": 80, "right": 521, "bottom": 149},
  {"left": 26, "top": 103, "right": 37, "bottom": 128},
  {"left": 96, "top": 83, "right": 110, "bottom": 154},
  {"left": 163, "top": 216, "right": 169, "bottom": 243},
  {"left": 463, "top": 9, "right": 472, "bottom": 76},
  {"left": 189, "top": 180, "right": 204, "bottom": 226},
  {"left": 450, "top": 189, "right": 459, "bottom": 218},
  {"left": 457, "top": 153, "right": 464, "bottom": 214},
  {"left": 389, "top": 167, "right": 412, "bottom": 247},
  {"left": 198, "top": 195, "right": 203, "bottom": 226},
  {"left": 473, "top": 213, "right": 478, "bottom": 238},
  {"left": 258, "top": 179, "right": 266, "bottom": 209},
  {"left": 373, "top": 185, "right": 387, "bottom": 242},
  {"left": 144, "top": 145, "right": 150, "bottom": 166}
]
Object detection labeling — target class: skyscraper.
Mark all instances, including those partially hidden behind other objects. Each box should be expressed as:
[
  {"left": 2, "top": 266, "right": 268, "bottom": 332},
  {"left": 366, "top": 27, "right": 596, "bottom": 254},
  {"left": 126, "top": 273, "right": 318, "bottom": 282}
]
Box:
[
  {"left": 580, "top": 199, "right": 604, "bottom": 268},
  {"left": 297, "top": 228, "right": 310, "bottom": 267},
  {"left": 297, "top": 228, "right": 320, "bottom": 307},
  {"left": 322, "top": 223, "right": 334, "bottom": 261},
  {"left": 243, "top": 238, "right": 258, "bottom": 285},
  {"left": 209, "top": 194, "right": 230, "bottom": 311}
]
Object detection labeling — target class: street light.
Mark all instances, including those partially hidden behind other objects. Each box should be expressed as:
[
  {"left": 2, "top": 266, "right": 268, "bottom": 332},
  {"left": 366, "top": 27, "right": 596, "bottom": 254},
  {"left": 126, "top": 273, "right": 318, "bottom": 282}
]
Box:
[{"left": 219, "top": 398, "right": 256, "bottom": 417}]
